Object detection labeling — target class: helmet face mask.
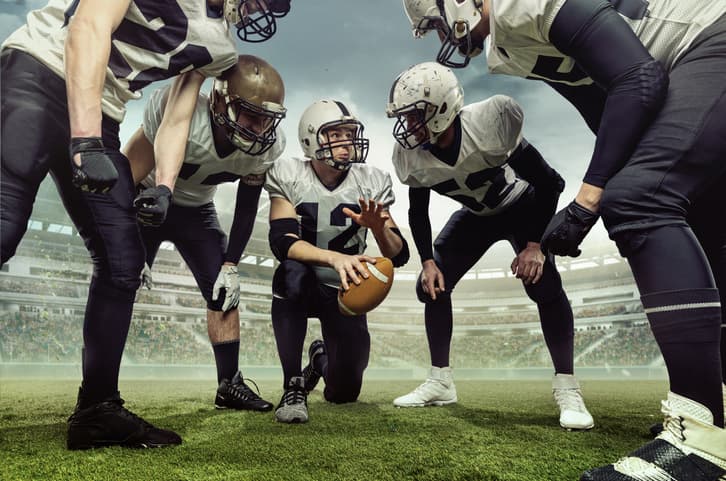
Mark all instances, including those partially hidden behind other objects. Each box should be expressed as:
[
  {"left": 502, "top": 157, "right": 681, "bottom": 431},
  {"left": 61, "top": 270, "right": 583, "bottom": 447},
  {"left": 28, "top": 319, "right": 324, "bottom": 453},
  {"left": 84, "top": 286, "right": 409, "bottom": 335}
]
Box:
[
  {"left": 436, "top": 0, "right": 484, "bottom": 68},
  {"left": 224, "top": 0, "right": 291, "bottom": 43},
  {"left": 387, "top": 62, "right": 464, "bottom": 150},
  {"left": 299, "top": 100, "right": 369, "bottom": 172},
  {"left": 211, "top": 55, "right": 286, "bottom": 156}
]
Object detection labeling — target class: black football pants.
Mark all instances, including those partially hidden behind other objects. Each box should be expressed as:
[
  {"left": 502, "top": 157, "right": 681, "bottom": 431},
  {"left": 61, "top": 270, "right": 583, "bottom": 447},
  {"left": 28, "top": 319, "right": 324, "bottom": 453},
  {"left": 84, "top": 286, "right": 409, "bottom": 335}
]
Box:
[{"left": 1, "top": 49, "right": 144, "bottom": 403}]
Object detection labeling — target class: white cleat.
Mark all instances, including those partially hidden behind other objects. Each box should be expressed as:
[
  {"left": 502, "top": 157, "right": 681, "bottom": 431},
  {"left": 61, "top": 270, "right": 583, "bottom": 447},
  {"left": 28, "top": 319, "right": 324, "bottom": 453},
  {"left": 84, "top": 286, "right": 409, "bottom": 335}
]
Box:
[
  {"left": 581, "top": 392, "right": 726, "bottom": 481},
  {"left": 552, "top": 373, "right": 594, "bottom": 430},
  {"left": 393, "top": 366, "right": 457, "bottom": 407}
]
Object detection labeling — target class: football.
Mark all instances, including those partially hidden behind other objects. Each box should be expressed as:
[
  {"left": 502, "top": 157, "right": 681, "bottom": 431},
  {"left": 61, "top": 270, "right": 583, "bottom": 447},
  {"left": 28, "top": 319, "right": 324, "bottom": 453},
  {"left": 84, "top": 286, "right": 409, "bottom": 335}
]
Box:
[{"left": 338, "top": 257, "right": 394, "bottom": 316}]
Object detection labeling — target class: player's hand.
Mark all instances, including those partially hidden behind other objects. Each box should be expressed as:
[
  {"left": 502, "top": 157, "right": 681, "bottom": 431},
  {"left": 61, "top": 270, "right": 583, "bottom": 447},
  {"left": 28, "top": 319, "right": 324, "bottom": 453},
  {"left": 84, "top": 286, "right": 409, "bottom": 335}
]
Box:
[
  {"left": 343, "top": 198, "right": 390, "bottom": 232},
  {"left": 330, "top": 253, "right": 377, "bottom": 291},
  {"left": 420, "top": 259, "right": 445, "bottom": 301},
  {"left": 212, "top": 264, "right": 240, "bottom": 312},
  {"left": 134, "top": 185, "right": 172, "bottom": 227},
  {"left": 541, "top": 200, "right": 598, "bottom": 257},
  {"left": 511, "top": 242, "right": 544, "bottom": 286},
  {"left": 69, "top": 137, "right": 118, "bottom": 193}
]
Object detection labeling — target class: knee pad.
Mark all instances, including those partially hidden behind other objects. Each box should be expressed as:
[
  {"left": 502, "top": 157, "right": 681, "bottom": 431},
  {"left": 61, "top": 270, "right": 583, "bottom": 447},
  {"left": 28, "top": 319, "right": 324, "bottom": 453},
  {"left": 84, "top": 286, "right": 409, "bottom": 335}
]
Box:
[
  {"left": 610, "top": 229, "right": 650, "bottom": 258},
  {"left": 272, "top": 260, "right": 315, "bottom": 301},
  {"left": 324, "top": 386, "right": 361, "bottom": 404},
  {"left": 105, "top": 254, "right": 144, "bottom": 293}
]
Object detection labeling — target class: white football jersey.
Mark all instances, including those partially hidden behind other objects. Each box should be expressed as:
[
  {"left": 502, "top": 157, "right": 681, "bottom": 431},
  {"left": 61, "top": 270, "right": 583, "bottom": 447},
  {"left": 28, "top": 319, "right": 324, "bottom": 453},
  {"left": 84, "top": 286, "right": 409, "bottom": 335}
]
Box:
[
  {"left": 140, "top": 85, "right": 285, "bottom": 207},
  {"left": 487, "top": 0, "right": 726, "bottom": 85},
  {"left": 2, "top": 0, "right": 237, "bottom": 122},
  {"left": 393, "top": 95, "right": 530, "bottom": 216},
  {"left": 265, "top": 157, "right": 396, "bottom": 288}
]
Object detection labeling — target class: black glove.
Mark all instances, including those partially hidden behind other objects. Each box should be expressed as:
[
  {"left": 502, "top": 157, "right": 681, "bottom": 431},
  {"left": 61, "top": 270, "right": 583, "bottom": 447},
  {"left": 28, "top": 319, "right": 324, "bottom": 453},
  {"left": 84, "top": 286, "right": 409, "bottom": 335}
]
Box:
[
  {"left": 134, "top": 185, "right": 172, "bottom": 227},
  {"left": 69, "top": 137, "right": 119, "bottom": 193},
  {"left": 541, "top": 200, "right": 599, "bottom": 257}
]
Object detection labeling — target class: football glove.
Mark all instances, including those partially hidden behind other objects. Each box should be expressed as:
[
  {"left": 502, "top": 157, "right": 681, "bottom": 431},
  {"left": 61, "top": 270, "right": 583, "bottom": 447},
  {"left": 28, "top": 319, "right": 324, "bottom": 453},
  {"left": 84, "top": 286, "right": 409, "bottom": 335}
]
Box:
[
  {"left": 134, "top": 185, "right": 172, "bottom": 227},
  {"left": 69, "top": 137, "right": 119, "bottom": 193},
  {"left": 212, "top": 264, "right": 240, "bottom": 312},
  {"left": 541, "top": 200, "right": 598, "bottom": 257}
]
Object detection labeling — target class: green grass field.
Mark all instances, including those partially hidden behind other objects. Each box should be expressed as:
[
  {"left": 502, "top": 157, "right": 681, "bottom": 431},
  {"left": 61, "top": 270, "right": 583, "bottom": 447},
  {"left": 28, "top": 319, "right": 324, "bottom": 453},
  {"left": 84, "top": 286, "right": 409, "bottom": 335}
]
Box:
[{"left": 0, "top": 379, "right": 668, "bottom": 481}]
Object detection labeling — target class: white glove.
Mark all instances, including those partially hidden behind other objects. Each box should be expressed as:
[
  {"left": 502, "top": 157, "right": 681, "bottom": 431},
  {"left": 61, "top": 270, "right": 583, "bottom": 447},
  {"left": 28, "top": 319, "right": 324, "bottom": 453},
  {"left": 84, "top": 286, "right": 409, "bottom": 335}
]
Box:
[{"left": 212, "top": 264, "right": 240, "bottom": 312}]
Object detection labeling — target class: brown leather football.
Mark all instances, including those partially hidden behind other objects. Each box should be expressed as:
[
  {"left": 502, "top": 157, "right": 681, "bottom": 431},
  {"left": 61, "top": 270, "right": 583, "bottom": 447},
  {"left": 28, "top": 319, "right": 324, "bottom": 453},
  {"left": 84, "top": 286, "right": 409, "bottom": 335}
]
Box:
[{"left": 338, "top": 257, "right": 394, "bottom": 316}]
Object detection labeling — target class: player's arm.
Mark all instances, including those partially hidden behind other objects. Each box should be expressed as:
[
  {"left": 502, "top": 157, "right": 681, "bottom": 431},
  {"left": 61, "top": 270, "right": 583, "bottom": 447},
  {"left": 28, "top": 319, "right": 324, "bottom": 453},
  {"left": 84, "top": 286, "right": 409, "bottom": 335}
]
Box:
[
  {"left": 210, "top": 182, "right": 264, "bottom": 313},
  {"left": 268, "top": 196, "right": 376, "bottom": 290},
  {"left": 225, "top": 182, "right": 264, "bottom": 266},
  {"left": 550, "top": 0, "right": 669, "bottom": 211},
  {"left": 342, "top": 199, "right": 410, "bottom": 268},
  {"left": 122, "top": 126, "right": 156, "bottom": 185},
  {"left": 409, "top": 187, "right": 445, "bottom": 300},
  {"left": 507, "top": 139, "right": 565, "bottom": 242},
  {"left": 133, "top": 71, "right": 206, "bottom": 227},
  {"left": 154, "top": 71, "right": 206, "bottom": 191},
  {"left": 65, "top": 0, "right": 131, "bottom": 193}
]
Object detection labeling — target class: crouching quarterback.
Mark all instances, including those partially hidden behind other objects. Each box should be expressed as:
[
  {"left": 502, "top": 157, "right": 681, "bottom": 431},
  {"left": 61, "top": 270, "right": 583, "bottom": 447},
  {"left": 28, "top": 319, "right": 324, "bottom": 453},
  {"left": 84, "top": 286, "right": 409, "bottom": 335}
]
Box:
[
  {"left": 387, "top": 62, "right": 593, "bottom": 431},
  {"left": 265, "top": 99, "right": 410, "bottom": 423},
  {"left": 125, "top": 55, "right": 286, "bottom": 412}
]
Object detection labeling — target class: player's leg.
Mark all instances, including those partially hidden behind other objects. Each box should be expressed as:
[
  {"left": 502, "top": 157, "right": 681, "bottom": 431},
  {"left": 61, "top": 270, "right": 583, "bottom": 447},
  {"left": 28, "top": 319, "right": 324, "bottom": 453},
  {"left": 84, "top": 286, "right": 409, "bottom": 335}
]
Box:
[
  {"left": 318, "top": 287, "right": 370, "bottom": 404},
  {"left": 689, "top": 186, "right": 726, "bottom": 397},
  {"left": 1, "top": 49, "right": 62, "bottom": 265},
  {"left": 509, "top": 205, "right": 593, "bottom": 429},
  {"left": 54, "top": 118, "right": 180, "bottom": 449},
  {"left": 271, "top": 259, "right": 316, "bottom": 423},
  {"left": 171, "top": 202, "right": 272, "bottom": 412},
  {"left": 394, "top": 209, "right": 497, "bottom": 407},
  {"left": 583, "top": 19, "right": 726, "bottom": 480}
]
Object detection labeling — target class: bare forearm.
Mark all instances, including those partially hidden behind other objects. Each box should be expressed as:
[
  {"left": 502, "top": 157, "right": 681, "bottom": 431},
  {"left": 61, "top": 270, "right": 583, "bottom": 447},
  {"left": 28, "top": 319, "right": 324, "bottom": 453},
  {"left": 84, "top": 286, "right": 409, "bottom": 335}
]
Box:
[
  {"left": 287, "top": 240, "right": 338, "bottom": 268},
  {"left": 154, "top": 71, "right": 205, "bottom": 190},
  {"left": 371, "top": 225, "right": 403, "bottom": 259},
  {"left": 65, "top": 17, "right": 111, "bottom": 137}
]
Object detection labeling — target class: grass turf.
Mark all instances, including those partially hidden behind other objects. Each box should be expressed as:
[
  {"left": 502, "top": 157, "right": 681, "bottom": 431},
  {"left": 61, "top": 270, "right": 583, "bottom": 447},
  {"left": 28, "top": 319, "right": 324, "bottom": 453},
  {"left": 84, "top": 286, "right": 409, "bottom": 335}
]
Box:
[{"left": 0, "top": 379, "right": 668, "bottom": 481}]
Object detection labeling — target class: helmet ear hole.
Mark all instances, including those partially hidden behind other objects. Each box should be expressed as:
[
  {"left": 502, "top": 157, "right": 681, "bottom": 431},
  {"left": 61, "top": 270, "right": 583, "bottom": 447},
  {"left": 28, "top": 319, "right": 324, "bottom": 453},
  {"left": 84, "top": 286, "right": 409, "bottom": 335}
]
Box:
[{"left": 440, "top": 102, "right": 448, "bottom": 115}]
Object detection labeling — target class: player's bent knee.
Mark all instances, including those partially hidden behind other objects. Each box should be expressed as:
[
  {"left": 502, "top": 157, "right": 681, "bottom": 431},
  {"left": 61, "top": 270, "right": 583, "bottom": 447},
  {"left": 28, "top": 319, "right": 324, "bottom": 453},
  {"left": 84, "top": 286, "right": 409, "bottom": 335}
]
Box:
[
  {"left": 415, "top": 280, "right": 451, "bottom": 304},
  {"left": 272, "top": 259, "right": 314, "bottom": 301}
]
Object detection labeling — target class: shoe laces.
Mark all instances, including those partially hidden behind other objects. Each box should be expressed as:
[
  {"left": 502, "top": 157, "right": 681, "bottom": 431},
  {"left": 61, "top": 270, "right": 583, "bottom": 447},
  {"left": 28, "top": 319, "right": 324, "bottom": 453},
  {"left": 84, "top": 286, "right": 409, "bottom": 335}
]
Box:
[
  {"left": 230, "top": 378, "right": 264, "bottom": 402},
  {"left": 553, "top": 388, "right": 587, "bottom": 413},
  {"left": 106, "top": 399, "right": 154, "bottom": 430},
  {"left": 414, "top": 378, "right": 445, "bottom": 394},
  {"left": 660, "top": 399, "right": 687, "bottom": 442},
  {"left": 281, "top": 387, "right": 306, "bottom": 406}
]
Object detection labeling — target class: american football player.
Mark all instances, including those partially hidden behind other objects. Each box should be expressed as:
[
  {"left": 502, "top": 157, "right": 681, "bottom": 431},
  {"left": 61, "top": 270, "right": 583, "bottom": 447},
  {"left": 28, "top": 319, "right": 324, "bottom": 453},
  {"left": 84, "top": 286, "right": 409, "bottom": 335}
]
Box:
[
  {"left": 265, "top": 99, "right": 410, "bottom": 423},
  {"left": 387, "top": 62, "right": 593, "bottom": 430},
  {"left": 1, "top": 0, "right": 292, "bottom": 449},
  {"left": 402, "top": 0, "right": 726, "bottom": 478},
  {"left": 124, "top": 55, "right": 286, "bottom": 414}
]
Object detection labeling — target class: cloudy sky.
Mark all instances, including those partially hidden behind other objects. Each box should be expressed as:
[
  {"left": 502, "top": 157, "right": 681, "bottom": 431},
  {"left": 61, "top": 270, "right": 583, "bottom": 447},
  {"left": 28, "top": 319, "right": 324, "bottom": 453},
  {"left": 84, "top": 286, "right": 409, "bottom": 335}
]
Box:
[{"left": 0, "top": 0, "right": 613, "bottom": 251}]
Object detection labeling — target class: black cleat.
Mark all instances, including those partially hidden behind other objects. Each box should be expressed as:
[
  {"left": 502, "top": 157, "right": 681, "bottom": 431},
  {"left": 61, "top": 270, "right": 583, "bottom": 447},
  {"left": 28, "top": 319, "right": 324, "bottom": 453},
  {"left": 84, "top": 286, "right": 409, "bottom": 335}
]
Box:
[
  {"left": 301, "top": 339, "right": 325, "bottom": 393},
  {"left": 215, "top": 371, "right": 273, "bottom": 412},
  {"left": 67, "top": 390, "right": 181, "bottom": 450},
  {"left": 275, "top": 376, "right": 308, "bottom": 423}
]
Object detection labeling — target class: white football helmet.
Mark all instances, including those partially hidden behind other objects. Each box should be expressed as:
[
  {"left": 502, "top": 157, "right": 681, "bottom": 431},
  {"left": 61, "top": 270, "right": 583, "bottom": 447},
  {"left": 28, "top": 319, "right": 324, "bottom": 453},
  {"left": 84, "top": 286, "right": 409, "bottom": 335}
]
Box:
[
  {"left": 402, "top": 0, "right": 484, "bottom": 68},
  {"left": 386, "top": 62, "right": 464, "bottom": 149},
  {"left": 210, "top": 55, "right": 286, "bottom": 156},
  {"left": 223, "top": 0, "right": 291, "bottom": 43},
  {"left": 298, "top": 100, "right": 369, "bottom": 171},
  {"left": 402, "top": 0, "right": 446, "bottom": 39}
]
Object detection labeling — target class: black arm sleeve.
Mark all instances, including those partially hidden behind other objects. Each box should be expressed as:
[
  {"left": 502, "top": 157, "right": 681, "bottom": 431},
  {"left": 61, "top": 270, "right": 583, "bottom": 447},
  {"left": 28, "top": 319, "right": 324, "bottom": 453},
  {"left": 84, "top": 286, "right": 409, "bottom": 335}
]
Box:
[
  {"left": 408, "top": 187, "right": 434, "bottom": 262},
  {"left": 550, "top": 0, "right": 669, "bottom": 187},
  {"left": 224, "top": 182, "right": 263, "bottom": 264},
  {"left": 508, "top": 140, "right": 565, "bottom": 242},
  {"left": 543, "top": 80, "right": 605, "bottom": 134}
]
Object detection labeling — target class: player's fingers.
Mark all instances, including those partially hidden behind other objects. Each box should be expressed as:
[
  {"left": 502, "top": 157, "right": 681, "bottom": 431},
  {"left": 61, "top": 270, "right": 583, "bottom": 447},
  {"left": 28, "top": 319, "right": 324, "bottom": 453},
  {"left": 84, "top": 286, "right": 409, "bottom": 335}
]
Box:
[
  {"left": 338, "top": 269, "right": 350, "bottom": 291},
  {"left": 359, "top": 255, "right": 377, "bottom": 264},
  {"left": 511, "top": 257, "right": 518, "bottom": 275},
  {"left": 348, "top": 263, "right": 364, "bottom": 284},
  {"left": 532, "top": 263, "right": 544, "bottom": 285},
  {"left": 437, "top": 272, "right": 446, "bottom": 293},
  {"left": 342, "top": 207, "right": 357, "bottom": 219}
]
